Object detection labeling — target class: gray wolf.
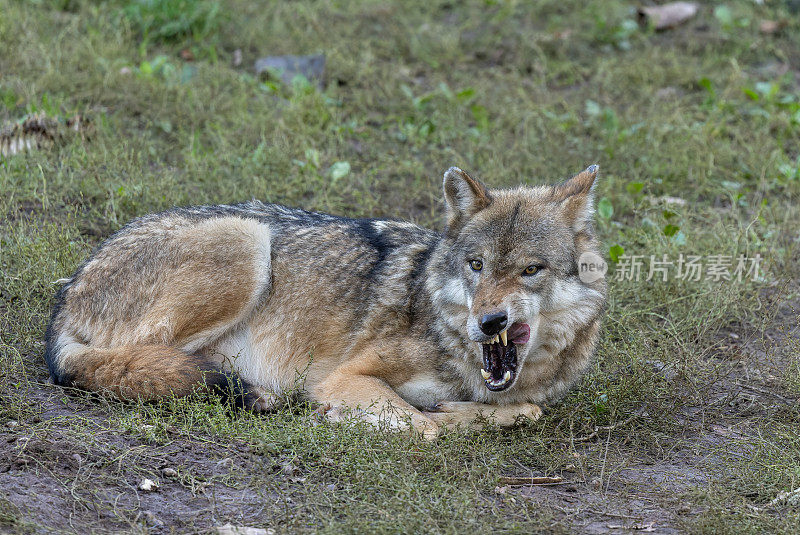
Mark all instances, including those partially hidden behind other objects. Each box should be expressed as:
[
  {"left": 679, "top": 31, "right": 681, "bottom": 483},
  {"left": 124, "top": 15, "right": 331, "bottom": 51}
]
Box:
[{"left": 45, "top": 165, "right": 606, "bottom": 439}]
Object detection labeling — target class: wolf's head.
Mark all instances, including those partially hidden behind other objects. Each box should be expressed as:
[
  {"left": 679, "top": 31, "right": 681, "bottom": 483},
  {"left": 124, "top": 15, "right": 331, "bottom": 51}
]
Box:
[{"left": 429, "top": 165, "right": 606, "bottom": 395}]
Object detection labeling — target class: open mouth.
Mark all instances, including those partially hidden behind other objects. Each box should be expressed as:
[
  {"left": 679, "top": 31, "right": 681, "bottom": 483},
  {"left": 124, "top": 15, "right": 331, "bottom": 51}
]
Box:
[{"left": 480, "top": 322, "right": 531, "bottom": 391}]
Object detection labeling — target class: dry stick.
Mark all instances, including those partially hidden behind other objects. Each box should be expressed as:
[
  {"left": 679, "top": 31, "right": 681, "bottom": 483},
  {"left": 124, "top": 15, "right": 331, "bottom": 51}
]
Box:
[
  {"left": 498, "top": 476, "right": 565, "bottom": 486},
  {"left": 735, "top": 381, "right": 798, "bottom": 405},
  {"left": 542, "top": 493, "right": 644, "bottom": 521},
  {"left": 599, "top": 427, "right": 612, "bottom": 495}
]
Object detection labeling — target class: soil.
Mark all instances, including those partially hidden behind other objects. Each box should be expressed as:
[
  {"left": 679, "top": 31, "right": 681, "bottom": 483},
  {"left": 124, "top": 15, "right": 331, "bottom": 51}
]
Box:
[{"left": 1, "top": 298, "right": 797, "bottom": 534}]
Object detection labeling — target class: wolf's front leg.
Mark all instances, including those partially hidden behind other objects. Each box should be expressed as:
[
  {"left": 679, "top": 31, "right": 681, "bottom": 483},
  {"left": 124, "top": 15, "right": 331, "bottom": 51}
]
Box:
[
  {"left": 422, "top": 401, "right": 542, "bottom": 429},
  {"left": 314, "top": 369, "right": 440, "bottom": 440}
]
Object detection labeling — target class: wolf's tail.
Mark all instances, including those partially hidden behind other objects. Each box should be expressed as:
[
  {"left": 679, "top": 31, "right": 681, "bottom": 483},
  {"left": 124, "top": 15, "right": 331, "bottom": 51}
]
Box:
[{"left": 45, "top": 331, "right": 261, "bottom": 409}]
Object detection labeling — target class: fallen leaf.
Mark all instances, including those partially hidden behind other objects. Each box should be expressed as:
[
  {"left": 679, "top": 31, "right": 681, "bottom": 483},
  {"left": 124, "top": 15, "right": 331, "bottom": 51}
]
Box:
[
  {"left": 759, "top": 20, "right": 787, "bottom": 34},
  {"left": 180, "top": 49, "right": 194, "bottom": 61},
  {"left": 329, "top": 161, "right": 351, "bottom": 181},
  {"left": 638, "top": 2, "right": 698, "bottom": 30}
]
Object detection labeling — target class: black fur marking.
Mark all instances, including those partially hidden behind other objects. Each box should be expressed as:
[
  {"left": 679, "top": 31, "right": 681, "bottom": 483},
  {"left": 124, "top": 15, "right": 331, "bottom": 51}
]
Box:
[
  {"left": 43, "top": 283, "right": 72, "bottom": 384},
  {"left": 356, "top": 219, "right": 393, "bottom": 281},
  {"left": 409, "top": 238, "right": 438, "bottom": 286},
  {"left": 508, "top": 201, "right": 522, "bottom": 229},
  {"left": 202, "top": 368, "right": 263, "bottom": 410},
  {"left": 406, "top": 237, "right": 439, "bottom": 321},
  {"left": 566, "top": 263, "right": 580, "bottom": 278}
]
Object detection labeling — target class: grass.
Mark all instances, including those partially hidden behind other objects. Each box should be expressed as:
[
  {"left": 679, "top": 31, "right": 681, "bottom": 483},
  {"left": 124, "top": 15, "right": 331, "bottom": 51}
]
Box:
[{"left": 1, "top": 0, "right": 800, "bottom": 532}]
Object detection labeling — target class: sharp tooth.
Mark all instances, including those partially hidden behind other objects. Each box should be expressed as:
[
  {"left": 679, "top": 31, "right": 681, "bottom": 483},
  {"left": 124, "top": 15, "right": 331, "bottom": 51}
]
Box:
[
  {"left": 503, "top": 370, "right": 511, "bottom": 383},
  {"left": 493, "top": 335, "right": 499, "bottom": 344},
  {"left": 481, "top": 369, "right": 491, "bottom": 380},
  {"left": 500, "top": 331, "right": 507, "bottom": 346}
]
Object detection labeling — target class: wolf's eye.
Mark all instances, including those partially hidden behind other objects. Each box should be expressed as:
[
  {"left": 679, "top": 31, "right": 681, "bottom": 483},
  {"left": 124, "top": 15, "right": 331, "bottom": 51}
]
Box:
[
  {"left": 522, "top": 265, "right": 540, "bottom": 276},
  {"left": 469, "top": 259, "right": 483, "bottom": 272}
]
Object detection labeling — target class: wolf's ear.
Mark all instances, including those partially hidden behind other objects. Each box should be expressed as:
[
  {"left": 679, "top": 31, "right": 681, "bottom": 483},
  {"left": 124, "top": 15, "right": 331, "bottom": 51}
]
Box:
[
  {"left": 443, "top": 167, "right": 492, "bottom": 232},
  {"left": 553, "top": 164, "right": 599, "bottom": 232}
]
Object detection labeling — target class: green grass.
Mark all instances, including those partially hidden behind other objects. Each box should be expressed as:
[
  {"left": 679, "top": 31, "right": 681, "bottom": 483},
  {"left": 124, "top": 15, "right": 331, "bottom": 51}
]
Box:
[{"left": 2, "top": 0, "right": 800, "bottom": 532}]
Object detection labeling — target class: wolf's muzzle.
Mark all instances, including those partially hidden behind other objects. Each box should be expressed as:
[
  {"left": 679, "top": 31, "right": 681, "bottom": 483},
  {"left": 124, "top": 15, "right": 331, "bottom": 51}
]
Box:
[{"left": 479, "top": 310, "right": 508, "bottom": 335}]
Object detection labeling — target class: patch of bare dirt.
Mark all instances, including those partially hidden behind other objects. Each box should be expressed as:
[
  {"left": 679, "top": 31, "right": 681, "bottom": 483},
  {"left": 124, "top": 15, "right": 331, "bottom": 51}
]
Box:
[{"left": 1, "top": 297, "right": 798, "bottom": 533}]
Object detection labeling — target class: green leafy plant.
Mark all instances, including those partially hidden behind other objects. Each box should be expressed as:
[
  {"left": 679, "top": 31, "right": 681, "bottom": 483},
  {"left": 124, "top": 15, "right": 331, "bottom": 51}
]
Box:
[
  {"left": 120, "top": 0, "right": 222, "bottom": 43},
  {"left": 597, "top": 197, "right": 614, "bottom": 219},
  {"left": 608, "top": 244, "right": 625, "bottom": 262}
]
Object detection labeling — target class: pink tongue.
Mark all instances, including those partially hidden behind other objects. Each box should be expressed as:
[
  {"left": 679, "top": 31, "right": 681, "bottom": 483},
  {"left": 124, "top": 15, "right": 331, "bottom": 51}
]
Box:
[{"left": 508, "top": 322, "right": 530, "bottom": 344}]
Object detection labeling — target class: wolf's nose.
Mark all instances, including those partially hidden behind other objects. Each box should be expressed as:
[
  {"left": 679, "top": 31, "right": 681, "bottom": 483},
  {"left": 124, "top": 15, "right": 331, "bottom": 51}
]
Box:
[{"left": 479, "top": 311, "right": 508, "bottom": 335}]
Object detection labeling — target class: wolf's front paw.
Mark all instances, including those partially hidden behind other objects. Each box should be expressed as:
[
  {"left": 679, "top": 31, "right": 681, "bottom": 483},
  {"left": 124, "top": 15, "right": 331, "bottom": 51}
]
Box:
[
  {"left": 423, "top": 401, "right": 542, "bottom": 428},
  {"left": 316, "top": 403, "right": 440, "bottom": 440},
  {"left": 244, "top": 387, "right": 282, "bottom": 413},
  {"left": 517, "top": 402, "right": 543, "bottom": 423}
]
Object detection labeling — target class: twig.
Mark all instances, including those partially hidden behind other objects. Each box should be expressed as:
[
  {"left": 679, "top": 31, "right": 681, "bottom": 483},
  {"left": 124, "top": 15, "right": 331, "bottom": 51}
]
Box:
[
  {"left": 735, "top": 381, "right": 798, "bottom": 406},
  {"left": 498, "top": 475, "right": 565, "bottom": 486}
]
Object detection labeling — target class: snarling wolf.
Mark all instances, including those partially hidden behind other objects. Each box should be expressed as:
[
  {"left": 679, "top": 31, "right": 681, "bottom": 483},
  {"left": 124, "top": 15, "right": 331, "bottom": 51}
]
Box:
[{"left": 45, "top": 165, "right": 606, "bottom": 439}]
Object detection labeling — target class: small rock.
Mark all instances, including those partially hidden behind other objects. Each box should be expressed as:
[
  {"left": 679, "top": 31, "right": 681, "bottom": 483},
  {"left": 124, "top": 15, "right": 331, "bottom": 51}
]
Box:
[
  {"left": 232, "top": 49, "right": 242, "bottom": 67},
  {"left": 72, "top": 453, "right": 83, "bottom": 465},
  {"left": 138, "top": 478, "right": 158, "bottom": 491},
  {"left": 648, "top": 195, "right": 687, "bottom": 206},
  {"left": 119, "top": 67, "right": 132, "bottom": 75},
  {"left": 6, "top": 420, "right": 18, "bottom": 429},
  {"left": 591, "top": 477, "right": 602, "bottom": 489},
  {"left": 254, "top": 54, "right": 325, "bottom": 88},
  {"left": 638, "top": 2, "right": 698, "bottom": 30},
  {"left": 216, "top": 524, "right": 274, "bottom": 535},
  {"left": 162, "top": 467, "right": 178, "bottom": 478}
]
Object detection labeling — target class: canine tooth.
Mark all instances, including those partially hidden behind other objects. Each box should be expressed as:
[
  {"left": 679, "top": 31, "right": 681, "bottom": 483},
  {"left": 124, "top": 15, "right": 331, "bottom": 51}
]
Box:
[
  {"left": 500, "top": 331, "right": 507, "bottom": 346},
  {"left": 493, "top": 335, "right": 499, "bottom": 344},
  {"left": 481, "top": 369, "right": 491, "bottom": 380},
  {"left": 503, "top": 370, "right": 511, "bottom": 382}
]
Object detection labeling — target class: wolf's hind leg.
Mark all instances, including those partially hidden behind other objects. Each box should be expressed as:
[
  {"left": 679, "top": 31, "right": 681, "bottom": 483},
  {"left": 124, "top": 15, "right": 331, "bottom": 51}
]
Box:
[
  {"left": 46, "top": 216, "right": 274, "bottom": 408},
  {"left": 423, "top": 401, "right": 542, "bottom": 428},
  {"left": 56, "top": 343, "right": 272, "bottom": 409}
]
